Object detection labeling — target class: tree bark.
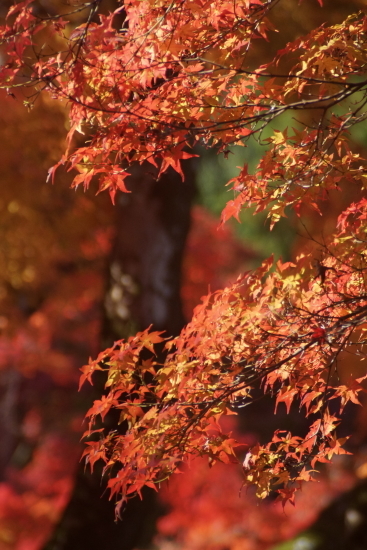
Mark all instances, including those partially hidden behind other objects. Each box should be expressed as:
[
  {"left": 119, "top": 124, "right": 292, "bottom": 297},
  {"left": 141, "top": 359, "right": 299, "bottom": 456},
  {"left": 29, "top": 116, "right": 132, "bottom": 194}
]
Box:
[
  {"left": 43, "top": 165, "right": 196, "bottom": 550},
  {"left": 271, "top": 477, "right": 367, "bottom": 550}
]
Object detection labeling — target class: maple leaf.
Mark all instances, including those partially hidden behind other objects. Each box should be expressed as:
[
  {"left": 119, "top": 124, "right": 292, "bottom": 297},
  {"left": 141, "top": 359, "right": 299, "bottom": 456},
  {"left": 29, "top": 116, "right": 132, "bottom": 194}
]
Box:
[
  {"left": 220, "top": 195, "right": 244, "bottom": 224},
  {"left": 275, "top": 386, "right": 298, "bottom": 414},
  {"left": 276, "top": 486, "right": 296, "bottom": 508},
  {"left": 79, "top": 358, "right": 104, "bottom": 390},
  {"left": 158, "top": 150, "right": 198, "bottom": 181},
  {"left": 135, "top": 328, "right": 166, "bottom": 353}
]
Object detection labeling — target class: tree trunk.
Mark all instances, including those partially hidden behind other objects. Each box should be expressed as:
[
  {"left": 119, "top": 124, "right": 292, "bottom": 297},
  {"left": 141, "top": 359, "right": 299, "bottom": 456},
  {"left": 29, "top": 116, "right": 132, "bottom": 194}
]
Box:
[
  {"left": 272, "top": 477, "right": 367, "bottom": 550},
  {"left": 44, "top": 165, "right": 196, "bottom": 550}
]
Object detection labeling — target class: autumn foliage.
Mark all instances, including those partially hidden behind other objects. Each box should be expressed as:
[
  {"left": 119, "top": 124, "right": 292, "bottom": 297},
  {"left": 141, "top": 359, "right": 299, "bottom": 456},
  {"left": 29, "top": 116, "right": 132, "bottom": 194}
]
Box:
[{"left": 2, "top": 0, "right": 367, "bottom": 517}]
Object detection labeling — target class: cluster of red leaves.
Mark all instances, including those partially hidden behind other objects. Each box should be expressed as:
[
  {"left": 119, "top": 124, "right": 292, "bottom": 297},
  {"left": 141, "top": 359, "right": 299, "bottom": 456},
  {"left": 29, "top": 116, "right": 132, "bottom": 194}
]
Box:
[
  {"left": 3, "top": 0, "right": 367, "bottom": 516},
  {"left": 80, "top": 196, "right": 367, "bottom": 509},
  {"left": 3, "top": 1, "right": 364, "bottom": 207},
  {"left": 156, "top": 421, "right": 356, "bottom": 550}
]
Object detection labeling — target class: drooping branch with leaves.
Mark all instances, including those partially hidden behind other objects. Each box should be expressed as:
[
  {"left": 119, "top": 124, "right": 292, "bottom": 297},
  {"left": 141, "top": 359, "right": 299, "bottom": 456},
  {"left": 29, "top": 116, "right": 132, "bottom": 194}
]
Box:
[{"left": 2, "top": 0, "right": 367, "bottom": 512}]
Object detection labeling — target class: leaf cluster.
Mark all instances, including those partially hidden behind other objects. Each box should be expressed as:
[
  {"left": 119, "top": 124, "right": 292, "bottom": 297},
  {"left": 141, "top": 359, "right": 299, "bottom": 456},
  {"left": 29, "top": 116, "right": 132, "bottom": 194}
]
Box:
[{"left": 3, "top": 0, "right": 367, "bottom": 513}]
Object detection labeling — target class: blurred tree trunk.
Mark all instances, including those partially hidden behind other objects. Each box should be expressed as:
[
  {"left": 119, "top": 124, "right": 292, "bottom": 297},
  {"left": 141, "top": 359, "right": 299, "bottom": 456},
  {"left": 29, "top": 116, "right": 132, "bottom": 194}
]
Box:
[
  {"left": 271, "top": 477, "right": 367, "bottom": 550},
  {"left": 43, "top": 165, "right": 196, "bottom": 550},
  {"left": 311, "top": 478, "right": 367, "bottom": 550},
  {"left": 0, "top": 369, "right": 23, "bottom": 479}
]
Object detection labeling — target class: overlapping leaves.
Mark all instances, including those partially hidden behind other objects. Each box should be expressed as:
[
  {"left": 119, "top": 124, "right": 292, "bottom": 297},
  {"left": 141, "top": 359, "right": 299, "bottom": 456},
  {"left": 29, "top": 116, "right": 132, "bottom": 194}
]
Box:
[
  {"left": 3, "top": 2, "right": 367, "bottom": 209},
  {"left": 81, "top": 199, "right": 367, "bottom": 508},
  {"left": 2, "top": 0, "right": 367, "bottom": 512}
]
